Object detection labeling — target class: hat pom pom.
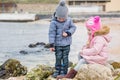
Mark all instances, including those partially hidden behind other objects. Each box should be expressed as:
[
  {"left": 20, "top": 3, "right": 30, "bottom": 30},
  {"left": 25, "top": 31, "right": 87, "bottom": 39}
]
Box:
[
  {"left": 94, "top": 16, "right": 100, "bottom": 23},
  {"left": 59, "top": 1, "right": 65, "bottom": 6}
]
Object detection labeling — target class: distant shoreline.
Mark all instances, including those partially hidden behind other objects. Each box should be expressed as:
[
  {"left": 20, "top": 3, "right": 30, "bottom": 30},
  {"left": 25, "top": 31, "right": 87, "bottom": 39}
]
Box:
[{"left": 37, "top": 12, "right": 120, "bottom": 19}]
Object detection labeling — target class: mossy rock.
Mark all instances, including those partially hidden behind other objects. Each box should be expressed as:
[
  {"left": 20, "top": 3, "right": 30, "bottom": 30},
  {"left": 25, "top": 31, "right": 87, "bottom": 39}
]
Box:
[
  {"left": 111, "top": 62, "right": 120, "bottom": 69},
  {"left": 26, "top": 65, "right": 54, "bottom": 80},
  {"left": 0, "top": 59, "right": 27, "bottom": 79}
]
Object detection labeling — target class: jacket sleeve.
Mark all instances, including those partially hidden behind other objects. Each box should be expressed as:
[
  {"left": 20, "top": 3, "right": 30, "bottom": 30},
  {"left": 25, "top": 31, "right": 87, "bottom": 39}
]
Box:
[
  {"left": 82, "top": 36, "right": 105, "bottom": 56},
  {"left": 66, "top": 19, "right": 76, "bottom": 35},
  {"left": 49, "top": 21, "right": 56, "bottom": 47}
]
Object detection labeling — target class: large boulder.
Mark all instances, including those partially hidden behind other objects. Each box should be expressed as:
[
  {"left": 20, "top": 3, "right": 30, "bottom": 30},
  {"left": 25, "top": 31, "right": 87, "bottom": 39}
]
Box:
[
  {"left": 0, "top": 59, "right": 27, "bottom": 79},
  {"left": 74, "top": 64, "right": 113, "bottom": 80},
  {"left": 26, "top": 65, "right": 54, "bottom": 80}
]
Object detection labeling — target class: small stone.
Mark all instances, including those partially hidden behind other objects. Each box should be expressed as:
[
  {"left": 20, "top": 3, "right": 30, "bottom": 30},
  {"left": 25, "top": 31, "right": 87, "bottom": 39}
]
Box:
[
  {"left": 19, "top": 50, "right": 28, "bottom": 54},
  {"left": 28, "top": 44, "right": 37, "bottom": 48}
]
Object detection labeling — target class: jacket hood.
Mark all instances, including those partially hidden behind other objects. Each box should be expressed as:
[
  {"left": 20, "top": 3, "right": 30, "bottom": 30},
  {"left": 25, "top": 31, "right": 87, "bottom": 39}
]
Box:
[
  {"left": 51, "top": 12, "right": 57, "bottom": 21},
  {"left": 94, "top": 26, "right": 111, "bottom": 43}
]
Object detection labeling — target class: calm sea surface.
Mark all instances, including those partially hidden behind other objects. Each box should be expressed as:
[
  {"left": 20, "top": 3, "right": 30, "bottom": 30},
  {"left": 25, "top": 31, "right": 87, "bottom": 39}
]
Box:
[{"left": 0, "top": 21, "right": 120, "bottom": 70}]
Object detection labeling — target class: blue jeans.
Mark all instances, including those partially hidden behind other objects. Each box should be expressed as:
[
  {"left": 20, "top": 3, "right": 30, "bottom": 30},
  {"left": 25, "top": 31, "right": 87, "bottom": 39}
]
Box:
[{"left": 55, "top": 45, "right": 70, "bottom": 75}]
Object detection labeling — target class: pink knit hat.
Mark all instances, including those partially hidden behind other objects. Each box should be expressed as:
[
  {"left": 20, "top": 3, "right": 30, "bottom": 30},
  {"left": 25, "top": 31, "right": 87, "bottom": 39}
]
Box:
[{"left": 85, "top": 16, "right": 101, "bottom": 38}]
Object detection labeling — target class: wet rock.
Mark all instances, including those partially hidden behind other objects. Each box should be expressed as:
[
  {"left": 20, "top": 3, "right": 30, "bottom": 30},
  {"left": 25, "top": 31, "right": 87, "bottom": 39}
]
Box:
[
  {"left": 19, "top": 50, "right": 28, "bottom": 54},
  {"left": 44, "top": 43, "right": 51, "bottom": 48},
  {"left": 0, "top": 59, "right": 27, "bottom": 79},
  {"left": 36, "top": 42, "right": 46, "bottom": 46},
  {"left": 28, "top": 42, "right": 46, "bottom": 48},
  {"left": 19, "top": 42, "right": 52, "bottom": 55},
  {"left": 26, "top": 65, "right": 54, "bottom": 80},
  {"left": 28, "top": 44, "right": 37, "bottom": 48},
  {"left": 74, "top": 64, "right": 113, "bottom": 80}
]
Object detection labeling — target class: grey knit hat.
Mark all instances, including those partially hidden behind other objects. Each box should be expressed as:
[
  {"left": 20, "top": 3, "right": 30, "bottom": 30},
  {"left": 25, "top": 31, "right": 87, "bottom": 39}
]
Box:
[{"left": 55, "top": 0, "right": 68, "bottom": 18}]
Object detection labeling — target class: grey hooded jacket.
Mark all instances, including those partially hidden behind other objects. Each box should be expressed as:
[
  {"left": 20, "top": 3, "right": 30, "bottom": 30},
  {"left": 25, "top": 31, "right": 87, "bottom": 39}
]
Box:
[{"left": 49, "top": 16, "right": 76, "bottom": 47}]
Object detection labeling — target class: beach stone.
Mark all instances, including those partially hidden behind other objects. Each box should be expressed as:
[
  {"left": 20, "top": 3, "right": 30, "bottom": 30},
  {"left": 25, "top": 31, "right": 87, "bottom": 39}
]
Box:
[
  {"left": 44, "top": 43, "right": 51, "bottom": 48},
  {"left": 28, "top": 42, "right": 46, "bottom": 48},
  {"left": 28, "top": 44, "right": 37, "bottom": 48},
  {"left": 26, "top": 65, "right": 54, "bottom": 80},
  {"left": 19, "top": 50, "right": 28, "bottom": 54},
  {"left": 0, "top": 59, "right": 27, "bottom": 79},
  {"left": 74, "top": 64, "right": 113, "bottom": 80},
  {"left": 35, "top": 42, "right": 46, "bottom": 46},
  {"left": 111, "top": 62, "right": 120, "bottom": 69}
]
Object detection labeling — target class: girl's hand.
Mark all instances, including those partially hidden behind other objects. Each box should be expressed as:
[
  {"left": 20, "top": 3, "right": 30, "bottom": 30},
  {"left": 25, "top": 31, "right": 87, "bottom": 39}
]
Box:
[
  {"left": 62, "top": 32, "right": 68, "bottom": 37},
  {"left": 50, "top": 48, "right": 55, "bottom": 52}
]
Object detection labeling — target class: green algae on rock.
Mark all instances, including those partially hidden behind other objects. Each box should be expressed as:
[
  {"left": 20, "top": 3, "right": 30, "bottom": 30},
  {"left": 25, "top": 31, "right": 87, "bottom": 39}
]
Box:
[
  {"left": 26, "top": 65, "right": 54, "bottom": 80},
  {"left": 0, "top": 59, "right": 27, "bottom": 79}
]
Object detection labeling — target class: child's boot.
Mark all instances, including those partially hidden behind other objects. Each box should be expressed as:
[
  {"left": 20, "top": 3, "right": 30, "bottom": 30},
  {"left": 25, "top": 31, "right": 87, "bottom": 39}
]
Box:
[{"left": 57, "top": 69, "right": 77, "bottom": 79}]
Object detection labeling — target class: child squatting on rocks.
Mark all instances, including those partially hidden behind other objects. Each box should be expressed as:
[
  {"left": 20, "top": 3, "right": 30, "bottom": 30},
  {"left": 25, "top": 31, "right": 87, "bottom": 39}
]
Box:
[
  {"left": 48, "top": 0, "right": 76, "bottom": 78},
  {"left": 57, "top": 16, "right": 111, "bottom": 79}
]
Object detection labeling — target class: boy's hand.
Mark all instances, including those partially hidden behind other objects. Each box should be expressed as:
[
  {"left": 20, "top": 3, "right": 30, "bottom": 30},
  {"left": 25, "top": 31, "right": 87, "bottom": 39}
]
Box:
[
  {"left": 50, "top": 48, "right": 55, "bottom": 52},
  {"left": 62, "top": 32, "right": 68, "bottom": 37}
]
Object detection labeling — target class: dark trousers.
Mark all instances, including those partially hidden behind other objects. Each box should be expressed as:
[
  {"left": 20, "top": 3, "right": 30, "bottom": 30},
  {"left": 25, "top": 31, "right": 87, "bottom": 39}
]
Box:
[{"left": 55, "top": 45, "right": 70, "bottom": 74}]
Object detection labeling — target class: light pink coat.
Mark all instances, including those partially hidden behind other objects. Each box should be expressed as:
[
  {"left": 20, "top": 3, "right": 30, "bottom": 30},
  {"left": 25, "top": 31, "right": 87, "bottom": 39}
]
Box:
[{"left": 81, "top": 34, "right": 111, "bottom": 65}]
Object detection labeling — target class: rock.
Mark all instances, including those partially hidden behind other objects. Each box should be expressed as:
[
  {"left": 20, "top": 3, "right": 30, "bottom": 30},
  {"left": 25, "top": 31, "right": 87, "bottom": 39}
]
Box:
[
  {"left": 0, "top": 59, "right": 27, "bottom": 79},
  {"left": 113, "top": 69, "right": 120, "bottom": 76},
  {"left": 111, "top": 62, "right": 120, "bottom": 69},
  {"left": 47, "top": 76, "right": 56, "bottom": 80},
  {"left": 36, "top": 42, "right": 46, "bottom": 46},
  {"left": 8, "top": 76, "right": 25, "bottom": 80},
  {"left": 26, "top": 65, "right": 54, "bottom": 80},
  {"left": 74, "top": 64, "right": 113, "bottom": 80},
  {"left": 28, "top": 42, "right": 46, "bottom": 48},
  {"left": 44, "top": 43, "right": 51, "bottom": 48},
  {"left": 0, "top": 70, "right": 6, "bottom": 77},
  {"left": 68, "top": 61, "right": 74, "bottom": 68},
  {"left": 19, "top": 50, "right": 28, "bottom": 54},
  {"left": 28, "top": 44, "right": 37, "bottom": 48},
  {"left": 114, "top": 74, "right": 120, "bottom": 80}
]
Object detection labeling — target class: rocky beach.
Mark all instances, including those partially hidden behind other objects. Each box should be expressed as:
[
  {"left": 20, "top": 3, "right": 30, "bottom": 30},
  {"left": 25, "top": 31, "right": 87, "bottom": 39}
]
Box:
[{"left": 0, "top": 17, "right": 120, "bottom": 80}]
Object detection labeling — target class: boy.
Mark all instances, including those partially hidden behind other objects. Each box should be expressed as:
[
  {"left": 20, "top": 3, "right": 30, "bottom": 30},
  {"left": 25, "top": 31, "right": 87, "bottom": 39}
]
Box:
[{"left": 49, "top": 0, "right": 76, "bottom": 78}]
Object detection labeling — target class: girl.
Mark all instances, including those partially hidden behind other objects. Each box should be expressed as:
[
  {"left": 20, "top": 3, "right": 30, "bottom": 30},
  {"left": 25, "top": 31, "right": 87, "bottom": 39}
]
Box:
[{"left": 57, "top": 16, "right": 111, "bottom": 79}]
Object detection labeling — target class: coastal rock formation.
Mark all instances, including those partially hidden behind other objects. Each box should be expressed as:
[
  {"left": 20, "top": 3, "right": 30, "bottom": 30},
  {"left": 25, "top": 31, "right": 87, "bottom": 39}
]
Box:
[
  {"left": 73, "top": 64, "right": 113, "bottom": 80},
  {"left": 26, "top": 65, "right": 54, "bottom": 80},
  {"left": 19, "top": 42, "right": 51, "bottom": 55},
  {"left": 0, "top": 59, "right": 27, "bottom": 79}
]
